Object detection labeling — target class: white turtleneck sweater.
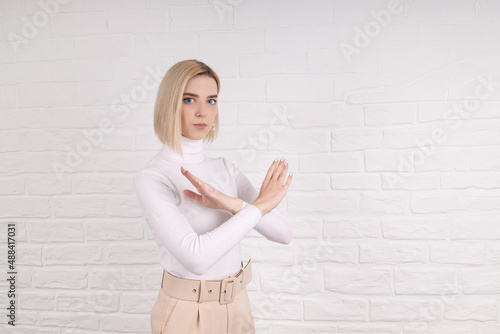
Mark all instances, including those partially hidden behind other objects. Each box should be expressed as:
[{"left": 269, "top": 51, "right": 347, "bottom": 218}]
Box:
[{"left": 134, "top": 135, "right": 292, "bottom": 279}]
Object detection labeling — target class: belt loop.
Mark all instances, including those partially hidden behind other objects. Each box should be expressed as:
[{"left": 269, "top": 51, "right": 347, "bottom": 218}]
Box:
[{"left": 199, "top": 279, "right": 206, "bottom": 303}]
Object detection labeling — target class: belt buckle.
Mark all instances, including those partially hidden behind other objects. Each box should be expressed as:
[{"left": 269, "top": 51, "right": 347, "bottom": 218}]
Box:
[{"left": 219, "top": 276, "right": 235, "bottom": 304}]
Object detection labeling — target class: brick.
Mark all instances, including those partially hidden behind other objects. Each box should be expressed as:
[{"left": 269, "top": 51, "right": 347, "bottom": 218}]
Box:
[
  {"left": 0, "top": 61, "right": 52, "bottom": 84},
  {"left": 25, "top": 173, "right": 72, "bottom": 195},
  {"left": 308, "top": 48, "right": 378, "bottom": 74},
  {"left": 295, "top": 239, "right": 357, "bottom": 264},
  {"left": 56, "top": 290, "right": 120, "bottom": 312},
  {"left": 359, "top": 242, "right": 427, "bottom": 264},
  {"left": 267, "top": 129, "right": 329, "bottom": 154},
  {"left": 430, "top": 242, "right": 487, "bottom": 264},
  {"left": 300, "top": 153, "right": 364, "bottom": 173},
  {"left": 324, "top": 216, "right": 381, "bottom": 238},
  {"left": 410, "top": 192, "right": 463, "bottom": 213},
  {"left": 266, "top": 26, "right": 337, "bottom": 53},
  {"left": 331, "top": 173, "right": 381, "bottom": 190},
  {"left": 280, "top": 103, "right": 364, "bottom": 128},
  {"left": 103, "top": 242, "right": 159, "bottom": 264},
  {"left": 394, "top": 268, "right": 461, "bottom": 295},
  {"left": 266, "top": 75, "right": 333, "bottom": 103},
  {"left": 0, "top": 197, "right": 50, "bottom": 218},
  {"left": 0, "top": 130, "right": 24, "bottom": 152},
  {"left": 121, "top": 292, "right": 157, "bottom": 313},
  {"left": 53, "top": 58, "right": 112, "bottom": 81},
  {"left": 251, "top": 292, "right": 303, "bottom": 320},
  {"left": 278, "top": 173, "right": 329, "bottom": 192},
  {"left": 199, "top": 31, "right": 264, "bottom": 55},
  {"left": 0, "top": 108, "right": 48, "bottom": 129},
  {"left": 85, "top": 220, "right": 144, "bottom": 241},
  {"left": 378, "top": 47, "right": 448, "bottom": 73},
  {"left": 0, "top": 86, "right": 18, "bottom": 108},
  {"left": 273, "top": 323, "right": 338, "bottom": 334},
  {"left": 33, "top": 268, "right": 88, "bottom": 289},
  {"left": 360, "top": 192, "right": 410, "bottom": 214},
  {"left": 382, "top": 172, "right": 440, "bottom": 190},
  {"left": 365, "top": 103, "right": 417, "bottom": 125},
  {"left": 16, "top": 39, "right": 74, "bottom": 62},
  {"left": 75, "top": 35, "right": 133, "bottom": 58},
  {"left": 289, "top": 216, "right": 323, "bottom": 238},
  {"left": 470, "top": 147, "right": 500, "bottom": 171},
  {"left": 108, "top": 196, "right": 144, "bottom": 218},
  {"left": 0, "top": 176, "right": 24, "bottom": 195},
  {"left": 52, "top": 196, "right": 107, "bottom": 217},
  {"left": 331, "top": 128, "right": 381, "bottom": 151},
  {"left": 288, "top": 192, "right": 357, "bottom": 214},
  {"left": 338, "top": 323, "right": 404, "bottom": 334},
  {"left": 258, "top": 263, "right": 323, "bottom": 294},
  {"left": 108, "top": 8, "right": 169, "bottom": 33},
  {"left": 444, "top": 297, "right": 498, "bottom": 321},
  {"left": 170, "top": 6, "right": 232, "bottom": 32},
  {"left": 50, "top": 12, "right": 107, "bottom": 37},
  {"left": 370, "top": 298, "right": 443, "bottom": 321},
  {"left": 38, "top": 311, "right": 100, "bottom": 330},
  {"left": 333, "top": 72, "right": 446, "bottom": 104},
  {"left": 441, "top": 172, "right": 500, "bottom": 189},
  {"left": 239, "top": 53, "right": 307, "bottom": 77},
  {"left": 18, "top": 82, "right": 74, "bottom": 107},
  {"left": 43, "top": 243, "right": 102, "bottom": 265},
  {"left": 18, "top": 290, "right": 54, "bottom": 310},
  {"left": 324, "top": 266, "right": 392, "bottom": 295},
  {"left": 26, "top": 221, "right": 83, "bottom": 242},
  {"left": 381, "top": 216, "right": 447, "bottom": 240},
  {"left": 304, "top": 295, "right": 367, "bottom": 321},
  {"left": 24, "top": 129, "right": 79, "bottom": 151},
  {"left": 462, "top": 267, "right": 500, "bottom": 294},
  {"left": 218, "top": 78, "right": 265, "bottom": 102},
  {"left": 451, "top": 216, "right": 500, "bottom": 240},
  {"left": 89, "top": 267, "right": 143, "bottom": 290}
]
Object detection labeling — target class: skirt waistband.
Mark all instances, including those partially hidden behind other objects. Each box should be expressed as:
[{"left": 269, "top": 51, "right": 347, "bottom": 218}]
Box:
[{"left": 160, "top": 259, "right": 252, "bottom": 305}]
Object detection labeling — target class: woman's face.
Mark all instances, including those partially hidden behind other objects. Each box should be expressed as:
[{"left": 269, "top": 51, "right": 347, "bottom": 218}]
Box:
[{"left": 181, "top": 75, "right": 218, "bottom": 140}]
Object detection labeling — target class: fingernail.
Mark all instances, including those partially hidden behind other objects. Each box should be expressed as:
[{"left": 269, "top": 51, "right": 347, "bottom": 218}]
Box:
[
  {"left": 274, "top": 157, "right": 279, "bottom": 162},
  {"left": 280, "top": 156, "right": 284, "bottom": 161}
]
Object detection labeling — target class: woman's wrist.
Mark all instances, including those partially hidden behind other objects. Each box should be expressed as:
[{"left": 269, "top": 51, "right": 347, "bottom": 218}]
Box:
[{"left": 228, "top": 198, "right": 244, "bottom": 215}]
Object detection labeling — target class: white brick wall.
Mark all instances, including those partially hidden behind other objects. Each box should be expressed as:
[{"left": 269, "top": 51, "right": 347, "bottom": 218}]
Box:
[{"left": 0, "top": 0, "right": 499, "bottom": 333}]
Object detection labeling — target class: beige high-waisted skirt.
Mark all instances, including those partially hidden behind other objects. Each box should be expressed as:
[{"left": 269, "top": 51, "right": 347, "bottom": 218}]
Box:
[{"left": 151, "top": 268, "right": 255, "bottom": 334}]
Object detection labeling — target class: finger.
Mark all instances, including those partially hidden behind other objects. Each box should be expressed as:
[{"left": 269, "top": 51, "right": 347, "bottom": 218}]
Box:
[
  {"left": 282, "top": 172, "right": 293, "bottom": 190},
  {"left": 181, "top": 167, "right": 203, "bottom": 188},
  {"left": 264, "top": 157, "right": 281, "bottom": 183},
  {"left": 183, "top": 189, "right": 202, "bottom": 203},
  {"left": 278, "top": 160, "right": 289, "bottom": 182},
  {"left": 272, "top": 158, "right": 285, "bottom": 181}
]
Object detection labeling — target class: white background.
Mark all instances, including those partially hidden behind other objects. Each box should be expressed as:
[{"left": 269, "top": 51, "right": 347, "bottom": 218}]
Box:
[{"left": 1, "top": 0, "right": 500, "bottom": 333}]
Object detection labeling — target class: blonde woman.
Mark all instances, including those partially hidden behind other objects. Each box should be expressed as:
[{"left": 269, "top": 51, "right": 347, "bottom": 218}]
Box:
[{"left": 134, "top": 59, "right": 293, "bottom": 334}]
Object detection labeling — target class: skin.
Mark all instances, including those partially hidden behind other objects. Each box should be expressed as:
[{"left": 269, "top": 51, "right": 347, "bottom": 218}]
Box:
[{"left": 179, "top": 76, "right": 293, "bottom": 216}]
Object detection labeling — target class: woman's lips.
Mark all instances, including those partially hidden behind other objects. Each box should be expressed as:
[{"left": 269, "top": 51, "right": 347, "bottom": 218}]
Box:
[{"left": 194, "top": 124, "right": 207, "bottom": 130}]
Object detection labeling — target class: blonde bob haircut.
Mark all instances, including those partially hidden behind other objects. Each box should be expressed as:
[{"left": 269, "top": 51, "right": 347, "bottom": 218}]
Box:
[{"left": 154, "top": 59, "right": 220, "bottom": 157}]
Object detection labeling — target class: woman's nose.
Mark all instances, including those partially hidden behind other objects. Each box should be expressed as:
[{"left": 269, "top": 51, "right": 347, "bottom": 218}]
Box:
[{"left": 196, "top": 103, "right": 207, "bottom": 117}]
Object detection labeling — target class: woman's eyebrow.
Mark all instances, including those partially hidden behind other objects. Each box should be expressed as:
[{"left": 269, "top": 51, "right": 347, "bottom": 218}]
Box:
[{"left": 183, "top": 92, "right": 218, "bottom": 98}]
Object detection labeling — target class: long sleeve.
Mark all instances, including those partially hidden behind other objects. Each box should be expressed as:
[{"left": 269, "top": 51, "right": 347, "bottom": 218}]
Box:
[
  {"left": 134, "top": 170, "right": 263, "bottom": 275},
  {"left": 223, "top": 158, "right": 292, "bottom": 244}
]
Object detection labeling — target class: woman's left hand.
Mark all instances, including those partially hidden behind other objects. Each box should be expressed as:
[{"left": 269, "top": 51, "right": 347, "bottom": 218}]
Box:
[{"left": 180, "top": 166, "right": 242, "bottom": 214}]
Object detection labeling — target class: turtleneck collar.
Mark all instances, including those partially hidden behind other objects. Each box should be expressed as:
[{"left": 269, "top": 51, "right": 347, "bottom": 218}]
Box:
[{"left": 160, "top": 135, "right": 205, "bottom": 163}]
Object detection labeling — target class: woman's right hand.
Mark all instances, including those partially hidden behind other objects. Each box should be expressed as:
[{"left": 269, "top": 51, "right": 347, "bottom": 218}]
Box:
[{"left": 251, "top": 157, "right": 293, "bottom": 216}]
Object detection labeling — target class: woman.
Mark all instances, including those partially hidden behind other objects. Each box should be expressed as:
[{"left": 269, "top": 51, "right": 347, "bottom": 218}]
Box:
[{"left": 134, "top": 59, "right": 293, "bottom": 334}]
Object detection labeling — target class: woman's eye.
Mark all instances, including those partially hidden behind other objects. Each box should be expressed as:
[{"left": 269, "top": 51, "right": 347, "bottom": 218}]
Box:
[
  {"left": 184, "top": 98, "right": 194, "bottom": 103},
  {"left": 208, "top": 99, "right": 217, "bottom": 105}
]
